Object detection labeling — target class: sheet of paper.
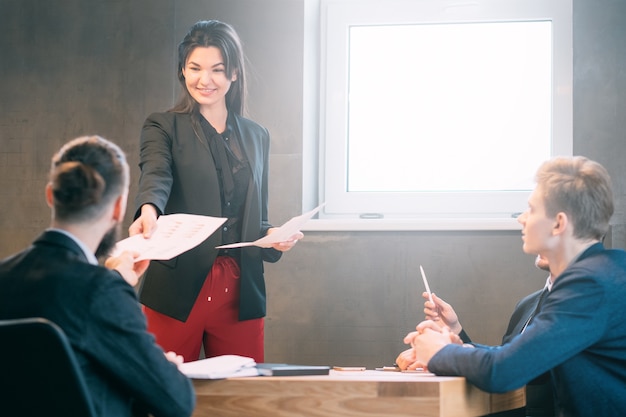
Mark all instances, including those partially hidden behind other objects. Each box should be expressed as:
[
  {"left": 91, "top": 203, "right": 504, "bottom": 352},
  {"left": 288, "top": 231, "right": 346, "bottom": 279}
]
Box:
[
  {"left": 113, "top": 213, "right": 227, "bottom": 261},
  {"left": 179, "top": 354, "right": 258, "bottom": 379},
  {"left": 216, "top": 203, "right": 324, "bottom": 249}
]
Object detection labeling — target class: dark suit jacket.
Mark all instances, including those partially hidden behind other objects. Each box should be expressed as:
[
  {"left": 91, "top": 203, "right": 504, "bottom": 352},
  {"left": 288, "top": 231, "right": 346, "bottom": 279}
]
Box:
[
  {"left": 134, "top": 111, "right": 281, "bottom": 322},
  {"left": 501, "top": 287, "right": 547, "bottom": 345},
  {"left": 0, "top": 231, "right": 195, "bottom": 417},
  {"left": 462, "top": 287, "right": 554, "bottom": 417},
  {"left": 428, "top": 243, "right": 626, "bottom": 417},
  {"left": 458, "top": 289, "right": 546, "bottom": 346}
]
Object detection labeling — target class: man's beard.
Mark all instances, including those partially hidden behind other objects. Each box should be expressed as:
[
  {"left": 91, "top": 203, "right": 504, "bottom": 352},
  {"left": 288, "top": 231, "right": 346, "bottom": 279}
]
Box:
[{"left": 95, "top": 223, "right": 122, "bottom": 261}]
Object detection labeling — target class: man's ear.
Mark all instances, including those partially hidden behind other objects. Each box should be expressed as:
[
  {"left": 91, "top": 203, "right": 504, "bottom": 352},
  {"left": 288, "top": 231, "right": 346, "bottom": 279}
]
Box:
[
  {"left": 553, "top": 212, "right": 569, "bottom": 236},
  {"left": 45, "top": 183, "right": 54, "bottom": 208},
  {"left": 112, "top": 195, "right": 126, "bottom": 223}
]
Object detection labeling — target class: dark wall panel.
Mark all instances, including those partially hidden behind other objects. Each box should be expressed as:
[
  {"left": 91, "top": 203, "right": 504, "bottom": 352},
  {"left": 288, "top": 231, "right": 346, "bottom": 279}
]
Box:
[
  {"left": 1, "top": 0, "right": 624, "bottom": 368},
  {"left": 573, "top": 0, "right": 626, "bottom": 248},
  {"left": 0, "top": 0, "right": 176, "bottom": 253}
]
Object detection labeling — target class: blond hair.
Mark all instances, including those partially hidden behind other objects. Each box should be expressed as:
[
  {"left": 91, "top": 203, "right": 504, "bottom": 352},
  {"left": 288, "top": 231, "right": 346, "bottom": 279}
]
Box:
[{"left": 535, "top": 156, "right": 613, "bottom": 240}]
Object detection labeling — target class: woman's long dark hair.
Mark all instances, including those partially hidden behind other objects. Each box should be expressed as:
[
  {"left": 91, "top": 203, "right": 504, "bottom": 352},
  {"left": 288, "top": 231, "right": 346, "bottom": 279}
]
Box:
[{"left": 170, "top": 20, "right": 247, "bottom": 116}]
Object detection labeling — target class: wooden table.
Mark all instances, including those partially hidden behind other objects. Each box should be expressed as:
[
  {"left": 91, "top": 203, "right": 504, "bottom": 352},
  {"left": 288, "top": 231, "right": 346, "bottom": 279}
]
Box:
[{"left": 192, "top": 370, "right": 525, "bottom": 417}]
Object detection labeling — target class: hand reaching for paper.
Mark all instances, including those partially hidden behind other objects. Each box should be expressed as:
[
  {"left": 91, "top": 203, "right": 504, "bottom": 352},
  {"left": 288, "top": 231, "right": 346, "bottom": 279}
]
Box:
[
  {"left": 116, "top": 213, "right": 227, "bottom": 261},
  {"left": 105, "top": 250, "right": 150, "bottom": 287}
]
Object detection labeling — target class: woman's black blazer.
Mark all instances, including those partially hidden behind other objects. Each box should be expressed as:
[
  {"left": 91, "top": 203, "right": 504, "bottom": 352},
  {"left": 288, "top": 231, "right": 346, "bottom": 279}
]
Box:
[{"left": 134, "top": 111, "right": 281, "bottom": 322}]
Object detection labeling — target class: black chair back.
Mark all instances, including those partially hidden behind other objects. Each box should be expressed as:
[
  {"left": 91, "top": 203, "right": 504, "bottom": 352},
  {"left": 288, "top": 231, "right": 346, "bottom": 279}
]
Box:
[{"left": 0, "top": 317, "right": 96, "bottom": 417}]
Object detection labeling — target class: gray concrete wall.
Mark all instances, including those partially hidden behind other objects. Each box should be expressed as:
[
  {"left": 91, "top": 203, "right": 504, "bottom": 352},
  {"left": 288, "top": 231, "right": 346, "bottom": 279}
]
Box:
[{"left": 1, "top": 0, "right": 624, "bottom": 368}]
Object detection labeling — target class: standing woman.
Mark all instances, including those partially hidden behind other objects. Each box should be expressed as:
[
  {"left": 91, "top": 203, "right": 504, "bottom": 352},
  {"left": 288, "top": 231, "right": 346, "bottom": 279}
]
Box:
[{"left": 130, "top": 20, "right": 302, "bottom": 363}]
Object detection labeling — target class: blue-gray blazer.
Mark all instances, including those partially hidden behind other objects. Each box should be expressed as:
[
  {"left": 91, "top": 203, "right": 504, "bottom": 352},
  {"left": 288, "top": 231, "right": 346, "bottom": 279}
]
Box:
[{"left": 428, "top": 242, "right": 626, "bottom": 416}]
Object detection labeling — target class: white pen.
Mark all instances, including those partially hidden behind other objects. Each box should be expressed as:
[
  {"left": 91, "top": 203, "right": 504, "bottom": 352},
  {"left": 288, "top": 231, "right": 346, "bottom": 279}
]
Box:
[{"left": 420, "top": 265, "right": 434, "bottom": 305}]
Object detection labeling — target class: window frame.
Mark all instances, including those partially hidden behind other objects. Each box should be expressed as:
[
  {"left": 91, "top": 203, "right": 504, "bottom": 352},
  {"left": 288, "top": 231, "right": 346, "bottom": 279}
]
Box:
[{"left": 303, "top": 0, "right": 572, "bottom": 231}]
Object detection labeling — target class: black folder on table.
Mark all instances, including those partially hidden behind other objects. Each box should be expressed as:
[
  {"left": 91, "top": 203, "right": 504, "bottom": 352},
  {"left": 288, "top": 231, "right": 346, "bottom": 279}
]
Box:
[{"left": 256, "top": 363, "right": 330, "bottom": 376}]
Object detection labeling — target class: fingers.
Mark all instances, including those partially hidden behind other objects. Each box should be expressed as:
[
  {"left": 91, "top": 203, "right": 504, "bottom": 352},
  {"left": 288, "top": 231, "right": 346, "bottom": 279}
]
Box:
[
  {"left": 403, "top": 331, "right": 419, "bottom": 344},
  {"left": 449, "top": 332, "right": 464, "bottom": 345},
  {"left": 416, "top": 320, "right": 445, "bottom": 334},
  {"left": 129, "top": 217, "right": 155, "bottom": 238},
  {"left": 105, "top": 251, "right": 148, "bottom": 287},
  {"left": 405, "top": 360, "right": 426, "bottom": 371},
  {"left": 272, "top": 241, "right": 296, "bottom": 251},
  {"left": 128, "top": 218, "right": 142, "bottom": 237},
  {"left": 397, "top": 348, "right": 425, "bottom": 371},
  {"left": 290, "top": 231, "right": 304, "bottom": 241},
  {"left": 432, "top": 293, "right": 450, "bottom": 310},
  {"left": 406, "top": 320, "right": 448, "bottom": 346},
  {"left": 423, "top": 292, "right": 439, "bottom": 320},
  {"left": 127, "top": 251, "right": 149, "bottom": 282},
  {"left": 129, "top": 205, "right": 158, "bottom": 238},
  {"left": 164, "top": 351, "right": 185, "bottom": 366},
  {"left": 395, "top": 348, "right": 415, "bottom": 370},
  {"left": 133, "top": 258, "right": 150, "bottom": 277},
  {"left": 136, "top": 217, "right": 157, "bottom": 238},
  {"left": 104, "top": 251, "right": 131, "bottom": 270},
  {"left": 270, "top": 231, "right": 304, "bottom": 252},
  {"left": 423, "top": 293, "right": 435, "bottom": 308}
]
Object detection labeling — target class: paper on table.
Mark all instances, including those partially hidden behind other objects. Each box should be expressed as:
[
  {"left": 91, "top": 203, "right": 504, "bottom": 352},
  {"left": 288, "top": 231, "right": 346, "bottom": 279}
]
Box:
[
  {"left": 113, "top": 213, "right": 227, "bottom": 261},
  {"left": 179, "top": 354, "right": 258, "bottom": 379},
  {"left": 216, "top": 203, "right": 324, "bottom": 249}
]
